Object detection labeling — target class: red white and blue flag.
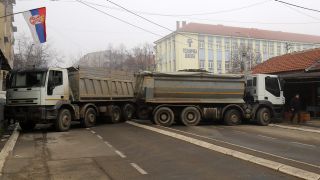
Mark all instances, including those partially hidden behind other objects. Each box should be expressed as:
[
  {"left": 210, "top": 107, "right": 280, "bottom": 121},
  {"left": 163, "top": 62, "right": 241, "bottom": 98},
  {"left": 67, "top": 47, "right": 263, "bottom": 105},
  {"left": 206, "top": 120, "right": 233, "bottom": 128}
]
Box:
[{"left": 23, "top": 7, "right": 46, "bottom": 43}]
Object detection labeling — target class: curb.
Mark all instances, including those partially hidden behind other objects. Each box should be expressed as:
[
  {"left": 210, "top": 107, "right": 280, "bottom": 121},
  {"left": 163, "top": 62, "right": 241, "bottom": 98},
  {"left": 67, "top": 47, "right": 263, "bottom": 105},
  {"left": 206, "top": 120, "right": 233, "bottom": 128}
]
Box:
[
  {"left": 127, "top": 121, "right": 320, "bottom": 180},
  {"left": 0, "top": 123, "right": 20, "bottom": 176},
  {"left": 269, "top": 124, "right": 320, "bottom": 134}
]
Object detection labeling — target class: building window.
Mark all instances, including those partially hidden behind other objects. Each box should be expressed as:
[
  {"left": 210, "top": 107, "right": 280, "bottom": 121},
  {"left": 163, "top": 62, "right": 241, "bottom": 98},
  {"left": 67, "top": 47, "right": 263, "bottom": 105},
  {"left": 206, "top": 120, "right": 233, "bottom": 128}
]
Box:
[
  {"left": 263, "top": 41, "right": 267, "bottom": 53},
  {"left": 225, "top": 50, "right": 231, "bottom": 62},
  {"left": 232, "top": 38, "right": 238, "bottom": 50},
  {"left": 208, "top": 61, "right": 213, "bottom": 69},
  {"left": 225, "top": 61, "right": 231, "bottom": 72},
  {"left": 225, "top": 37, "right": 230, "bottom": 50},
  {"left": 255, "top": 40, "right": 260, "bottom": 52},
  {"left": 208, "top": 36, "right": 213, "bottom": 49},
  {"left": 269, "top": 42, "right": 274, "bottom": 57},
  {"left": 200, "top": 60, "right": 205, "bottom": 69},
  {"left": 199, "top": 35, "right": 205, "bottom": 49},
  {"left": 255, "top": 52, "right": 262, "bottom": 64},
  {"left": 199, "top": 41, "right": 205, "bottom": 49},
  {"left": 216, "top": 36, "right": 222, "bottom": 50},
  {"left": 248, "top": 39, "right": 253, "bottom": 49},
  {"left": 240, "top": 39, "right": 245, "bottom": 47},
  {"left": 277, "top": 43, "right": 281, "bottom": 55},
  {"left": 217, "top": 61, "right": 222, "bottom": 74}
]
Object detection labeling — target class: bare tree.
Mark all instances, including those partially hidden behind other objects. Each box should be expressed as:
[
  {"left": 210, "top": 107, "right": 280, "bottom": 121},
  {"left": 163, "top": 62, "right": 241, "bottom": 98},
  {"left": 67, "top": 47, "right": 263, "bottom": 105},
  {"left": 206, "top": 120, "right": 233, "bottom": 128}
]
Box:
[
  {"left": 13, "top": 34, "right": 63, "bottom": 69},
  {"left": 230, "top": 44, "right": 259, "bottom": 74}
]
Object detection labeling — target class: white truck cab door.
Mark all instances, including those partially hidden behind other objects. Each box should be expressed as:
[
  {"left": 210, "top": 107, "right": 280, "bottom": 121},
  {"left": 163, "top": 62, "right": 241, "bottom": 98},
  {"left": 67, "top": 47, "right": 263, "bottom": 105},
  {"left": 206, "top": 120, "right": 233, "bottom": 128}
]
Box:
[
  {"left": 45, "top": 70, "right": 65, "bottom": 105},
  {"left": 264, "top": 76, "right": 283, "bottom": 105}
]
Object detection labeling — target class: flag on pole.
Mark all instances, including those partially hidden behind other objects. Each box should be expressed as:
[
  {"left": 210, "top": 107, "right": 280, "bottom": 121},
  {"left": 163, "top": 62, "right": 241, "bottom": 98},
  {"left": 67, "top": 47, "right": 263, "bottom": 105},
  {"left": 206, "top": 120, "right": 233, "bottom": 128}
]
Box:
[{"left": 23, "top": 7, "right": 47, "bottom": 43}]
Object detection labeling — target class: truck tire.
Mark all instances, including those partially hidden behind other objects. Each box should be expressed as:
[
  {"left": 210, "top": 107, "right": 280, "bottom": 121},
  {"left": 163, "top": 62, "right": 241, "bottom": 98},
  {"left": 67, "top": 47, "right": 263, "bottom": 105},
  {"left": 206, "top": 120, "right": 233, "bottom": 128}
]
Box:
[
  {"left": 19, "top": 121, "right": 36, "bottom": 131},
  {"left": 110, "top": 106, "right": 122, "bottom": 123},
  {"left": 180, "top": 107, "right": 201, "bottom": 126},
  {"left": 122, "top": 104, "right": 135, "bottom": 122},
  {"left": 257, "top": 107, "right": 271, "bottom": 126},
  {"left": 153, "top": 107, "right": 174, "bottom": 127},
  {"left": 224, "top": 109, "right": 241, "bottom": 126},
  {"left": 81, "top": 108, "right": 96, "bottom": 128},
  {"left": 55, "top": 109, "right": 72, "bottom": 132}
]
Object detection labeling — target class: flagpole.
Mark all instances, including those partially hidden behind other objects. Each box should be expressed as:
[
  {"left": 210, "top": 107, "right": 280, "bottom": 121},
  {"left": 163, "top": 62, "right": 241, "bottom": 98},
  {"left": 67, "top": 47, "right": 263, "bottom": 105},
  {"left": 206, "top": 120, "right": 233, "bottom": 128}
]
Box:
[
  {"left": 0, "top": 7, "right": 46, "bottom": 19},
  {"left": 0, "top": 10, "right": 28, "bottom": 19}
]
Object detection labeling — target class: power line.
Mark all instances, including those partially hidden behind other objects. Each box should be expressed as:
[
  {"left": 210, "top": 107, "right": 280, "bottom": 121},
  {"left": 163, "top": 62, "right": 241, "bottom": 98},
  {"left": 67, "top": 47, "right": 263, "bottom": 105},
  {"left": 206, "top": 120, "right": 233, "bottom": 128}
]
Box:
[
  {"left": 39, "top": 0, "right": 271, "bottom": 16},
  {"left": 75, "top": 0, "right": 163, "bottom": 37},
  {"left": 274, "top": 0, "right": 320, "bottom": 13},
  {"left": 102, "top": 0, "right": 271, "bottom": 17},
  {"left": 279, "top": 3, "right": 320, "bottom": 21},
  {"left": 83, "top": 1, "right": 320, "bottom": 25}
]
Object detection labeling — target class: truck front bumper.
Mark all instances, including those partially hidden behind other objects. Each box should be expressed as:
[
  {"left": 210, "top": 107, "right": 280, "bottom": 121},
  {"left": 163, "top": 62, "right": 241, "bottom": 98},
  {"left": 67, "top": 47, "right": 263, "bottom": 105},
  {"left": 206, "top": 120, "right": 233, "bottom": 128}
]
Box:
[{"left": 5, "top": 106, "right": 58, "bottom": 123}]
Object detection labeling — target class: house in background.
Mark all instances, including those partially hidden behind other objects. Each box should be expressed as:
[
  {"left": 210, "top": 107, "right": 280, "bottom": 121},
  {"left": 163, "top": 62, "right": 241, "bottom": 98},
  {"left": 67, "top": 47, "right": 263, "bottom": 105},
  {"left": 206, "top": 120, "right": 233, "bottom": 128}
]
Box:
[{"left": 252, "top": 48, "right": 320, "bottom": 117}]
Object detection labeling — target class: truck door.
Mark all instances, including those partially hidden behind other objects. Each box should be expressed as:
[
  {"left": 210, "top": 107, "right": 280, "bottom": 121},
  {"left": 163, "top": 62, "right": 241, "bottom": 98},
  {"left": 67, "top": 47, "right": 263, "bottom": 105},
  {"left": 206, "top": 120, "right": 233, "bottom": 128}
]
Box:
[
  {"left": 46, "top": 70, "right": 64, "bottom": 105},
  {"left": 264, "top": 76, "right": 283, "bottom": 105}
]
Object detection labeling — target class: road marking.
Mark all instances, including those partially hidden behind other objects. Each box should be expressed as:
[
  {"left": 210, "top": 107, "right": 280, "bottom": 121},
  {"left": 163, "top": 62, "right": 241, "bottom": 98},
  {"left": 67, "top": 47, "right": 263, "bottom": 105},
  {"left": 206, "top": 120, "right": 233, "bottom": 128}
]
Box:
[
  {"left": 258, "top": 135, "right": 277, "bottom": 140},
  {"left": 130, "top": 163, "right": 148, "bottom": 175},
  {"left": 0, "top": 124, "right": 19, "bottom": 176},
  {"left": 115, "top": 150, "right": 126, "bottom": 158},
  {"left": 154, "top": 123, "right": 320, "bottom": 170},
  {"left": 269, "top": 124, "right": 320, "bottom": 134},
  {"left": 127, "top": 121, "right": 320, "bottom": 180},
  {"left": 90, "top": 130, "right": 96, "bottom": 134},
  {"left": 86, "top": 128, "right": 90, "bottom": 130},
  {"left": 291, "top": 142, "right": 316, "bottom": 148},
  {"left": 96, "top": 135, "right": 103, "bottom": 140},
  {"left": 104, "top": 141, "right": 113, "bottom": 148}
]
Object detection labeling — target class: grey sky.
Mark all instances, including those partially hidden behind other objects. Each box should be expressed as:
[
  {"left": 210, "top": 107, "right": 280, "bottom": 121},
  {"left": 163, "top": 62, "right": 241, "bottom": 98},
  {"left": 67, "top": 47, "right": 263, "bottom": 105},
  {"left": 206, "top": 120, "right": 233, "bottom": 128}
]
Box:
[{"left": 13, "top": 0, "right": 320, "bottom": 66}]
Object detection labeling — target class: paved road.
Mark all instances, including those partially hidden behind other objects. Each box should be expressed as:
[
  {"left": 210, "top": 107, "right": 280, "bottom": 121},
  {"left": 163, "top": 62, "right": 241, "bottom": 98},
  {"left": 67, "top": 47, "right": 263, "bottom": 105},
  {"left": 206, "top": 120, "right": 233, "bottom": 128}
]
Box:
[{"left": 3, "top": 120, "right": 318, "bottom": 179}]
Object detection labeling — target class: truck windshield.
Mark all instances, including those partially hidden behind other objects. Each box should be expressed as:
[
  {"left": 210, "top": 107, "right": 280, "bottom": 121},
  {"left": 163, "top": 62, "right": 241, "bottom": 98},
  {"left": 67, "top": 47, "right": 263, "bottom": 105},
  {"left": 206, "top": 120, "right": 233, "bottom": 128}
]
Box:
[{"left": 10, "top": 71, "right": 47, "bottom": 88}]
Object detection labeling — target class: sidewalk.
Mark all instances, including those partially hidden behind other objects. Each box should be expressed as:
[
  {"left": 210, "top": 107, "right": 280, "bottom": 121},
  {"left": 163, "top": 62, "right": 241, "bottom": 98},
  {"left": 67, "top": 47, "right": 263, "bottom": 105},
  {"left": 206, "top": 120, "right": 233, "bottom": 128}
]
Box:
[{"left": 270, "top": 119, "right": 320, "bottom": 133}]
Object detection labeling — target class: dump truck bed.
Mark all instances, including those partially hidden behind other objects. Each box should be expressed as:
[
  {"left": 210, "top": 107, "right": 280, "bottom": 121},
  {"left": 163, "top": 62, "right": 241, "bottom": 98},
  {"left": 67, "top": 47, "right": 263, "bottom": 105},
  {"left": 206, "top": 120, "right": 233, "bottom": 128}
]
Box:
[
  {"left": 134, "top": 72, "right": 245, "bottom": 104},
  {"left": 68, "top": 67, "right": 134, "bottom": 102}
]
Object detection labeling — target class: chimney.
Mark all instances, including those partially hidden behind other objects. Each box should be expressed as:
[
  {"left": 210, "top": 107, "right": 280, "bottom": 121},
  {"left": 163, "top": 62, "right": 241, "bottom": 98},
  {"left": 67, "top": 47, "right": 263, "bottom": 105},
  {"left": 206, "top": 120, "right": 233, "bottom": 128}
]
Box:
[
  {"left": 182, "top": 21, "right": 187, "bottom": 27},
  {"left": 176, "top": 21, "right": 180, "bottom": 30}
]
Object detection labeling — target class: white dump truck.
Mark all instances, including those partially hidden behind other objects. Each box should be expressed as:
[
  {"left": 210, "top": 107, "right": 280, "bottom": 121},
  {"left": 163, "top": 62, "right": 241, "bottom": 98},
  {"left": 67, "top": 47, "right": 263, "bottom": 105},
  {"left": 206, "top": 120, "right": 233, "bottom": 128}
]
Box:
[
  {"left": 5, "top": 67, "right": 135, "bottom": 131},
  {"left": 134, "top": 72, "right": 285, "bottom": 126}
]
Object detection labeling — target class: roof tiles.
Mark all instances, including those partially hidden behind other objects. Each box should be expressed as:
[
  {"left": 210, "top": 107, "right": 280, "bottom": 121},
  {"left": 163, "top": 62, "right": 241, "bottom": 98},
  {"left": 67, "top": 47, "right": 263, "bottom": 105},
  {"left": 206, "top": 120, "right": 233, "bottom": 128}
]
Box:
[
  {"left": 178, "top": 23, "right": 320, "bottom": 44},
  {"left": 252, "top": 48, "right": 320, "bottom": 74}
]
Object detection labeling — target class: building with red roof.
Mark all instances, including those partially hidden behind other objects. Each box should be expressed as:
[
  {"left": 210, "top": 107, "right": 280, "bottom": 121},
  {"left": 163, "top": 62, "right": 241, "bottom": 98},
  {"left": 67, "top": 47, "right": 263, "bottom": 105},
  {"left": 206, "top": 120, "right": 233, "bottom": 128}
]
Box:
[{"left": 155, "top": 22, "right": 320, "bottom": 74}]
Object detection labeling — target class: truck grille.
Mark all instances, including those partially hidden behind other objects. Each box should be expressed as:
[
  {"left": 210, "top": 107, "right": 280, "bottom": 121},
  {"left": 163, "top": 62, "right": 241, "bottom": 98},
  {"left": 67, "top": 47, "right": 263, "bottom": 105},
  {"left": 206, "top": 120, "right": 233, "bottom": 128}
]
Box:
[{"left": 9, "top": 98, "right": 38, "bottom": 105}]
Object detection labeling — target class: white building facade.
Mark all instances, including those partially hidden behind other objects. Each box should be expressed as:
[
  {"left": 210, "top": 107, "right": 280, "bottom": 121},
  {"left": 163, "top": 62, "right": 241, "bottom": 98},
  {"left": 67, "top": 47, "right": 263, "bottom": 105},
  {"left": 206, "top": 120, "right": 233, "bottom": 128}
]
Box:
[{"left": 155, "top": 22, "right": 320, "bottom": 73}]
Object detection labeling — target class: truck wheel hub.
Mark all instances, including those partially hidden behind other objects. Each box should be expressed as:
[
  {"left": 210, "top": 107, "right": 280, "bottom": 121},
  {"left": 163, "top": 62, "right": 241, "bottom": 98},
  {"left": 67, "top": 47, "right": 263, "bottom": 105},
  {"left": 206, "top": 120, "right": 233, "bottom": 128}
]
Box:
[{"left": 187, "top": 113, "right": 195, "bottom": 120}]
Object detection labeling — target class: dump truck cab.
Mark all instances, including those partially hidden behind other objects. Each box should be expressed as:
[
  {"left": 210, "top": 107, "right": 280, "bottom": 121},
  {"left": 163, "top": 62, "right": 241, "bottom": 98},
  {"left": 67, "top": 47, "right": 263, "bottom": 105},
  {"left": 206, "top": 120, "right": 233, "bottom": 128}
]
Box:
[
  {"left": 5, "top": 67, "right": 71, "bottom": 130},
  {"left": 6, "top": 67, "right": 69, "bottom": 106},
  {"left": 246, "top": 74, "right": 285, "bottom": 106}
]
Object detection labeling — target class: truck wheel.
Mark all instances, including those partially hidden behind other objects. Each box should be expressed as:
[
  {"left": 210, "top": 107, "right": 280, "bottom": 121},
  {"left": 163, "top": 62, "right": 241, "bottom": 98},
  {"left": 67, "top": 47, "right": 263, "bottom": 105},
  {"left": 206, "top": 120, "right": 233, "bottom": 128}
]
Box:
[
  {"left": 110, "top": 106, "right": 122, "bottom": 123},
  {"left": 122, "top": 104, "right": 135, "bottom": 122},
  {"left": 154, "top": 107, "right": 174, "bottom": 127},
  {"left": 180, "top": 107, "right": 201, "bottom": 126},
  {"left": 257, "top": 107, "right": 271, "bottom": 126},
  {"left": 224, "top": 109, "right": 241, "bottom": 126},
  {"left": 55, "top": 109, "right": 72, "bottom": 132},
  {"left": 81, "top": 108, "right": 96, "bottom": 128},
  {"left": 19, "top": 121, "right": 36, "bottom": 131},
  {"left": 137, "top": 106, "right": 150, "bottom": 120}
]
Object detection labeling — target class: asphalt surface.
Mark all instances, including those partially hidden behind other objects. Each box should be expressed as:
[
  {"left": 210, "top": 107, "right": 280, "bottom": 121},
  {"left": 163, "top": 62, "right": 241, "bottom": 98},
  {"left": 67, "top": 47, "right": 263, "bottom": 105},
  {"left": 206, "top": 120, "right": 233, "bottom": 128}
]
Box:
[{"left": 1, "top": 120, "right": 314, "bottom": 179}]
